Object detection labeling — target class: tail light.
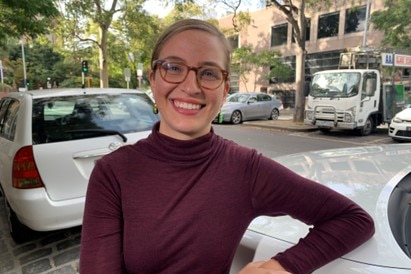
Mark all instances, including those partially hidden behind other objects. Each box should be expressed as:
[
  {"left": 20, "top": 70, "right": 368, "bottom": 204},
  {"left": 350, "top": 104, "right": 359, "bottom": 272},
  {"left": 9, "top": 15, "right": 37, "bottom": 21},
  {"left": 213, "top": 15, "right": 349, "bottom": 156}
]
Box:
[{"left": 12, "top": 146, "right": 45, "bottom": 189}]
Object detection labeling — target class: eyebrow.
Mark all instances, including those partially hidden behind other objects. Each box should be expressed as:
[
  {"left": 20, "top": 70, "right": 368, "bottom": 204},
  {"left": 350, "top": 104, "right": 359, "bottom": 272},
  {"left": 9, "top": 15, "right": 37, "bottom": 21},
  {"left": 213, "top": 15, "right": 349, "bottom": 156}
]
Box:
[{"left": 160, "top": 56, "right": 224, "bottom": 69}]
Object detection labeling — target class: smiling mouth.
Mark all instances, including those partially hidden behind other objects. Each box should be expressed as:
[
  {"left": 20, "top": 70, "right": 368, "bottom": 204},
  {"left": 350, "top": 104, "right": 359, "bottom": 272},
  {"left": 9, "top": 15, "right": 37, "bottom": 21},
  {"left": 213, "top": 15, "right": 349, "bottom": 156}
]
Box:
[{"left": 173, "top": 100, "right": 203, "bottom": 110}]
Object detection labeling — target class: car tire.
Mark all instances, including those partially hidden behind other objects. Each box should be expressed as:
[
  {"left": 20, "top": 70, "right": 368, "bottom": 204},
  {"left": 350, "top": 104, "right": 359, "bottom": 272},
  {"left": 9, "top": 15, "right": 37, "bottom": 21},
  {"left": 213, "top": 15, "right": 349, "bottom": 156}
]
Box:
[
  {"left": 269, "top": 109, "right": 279, "bottom": 120},
  {"left": 231, "top": 110, "right": 242, "bottom": 124},
  {"left": 4, "top": 198, "right": 33, "bottom": 243},
  {"left": 358, "top": 117, "right": 374, "bottom": 136}
]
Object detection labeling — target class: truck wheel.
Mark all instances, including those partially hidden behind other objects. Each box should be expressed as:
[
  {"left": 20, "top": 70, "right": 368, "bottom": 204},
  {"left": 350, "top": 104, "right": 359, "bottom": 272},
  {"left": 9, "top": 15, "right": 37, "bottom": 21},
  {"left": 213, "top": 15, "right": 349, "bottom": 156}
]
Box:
[
  {"left": 4, "top": 198, "right": 33, "bottom": 243},
  {"left": 358, "top": 117, "right": 374, "bottom": 136},
  {"left": 231, "top": 110, "right": 242, "bottom": 124}
]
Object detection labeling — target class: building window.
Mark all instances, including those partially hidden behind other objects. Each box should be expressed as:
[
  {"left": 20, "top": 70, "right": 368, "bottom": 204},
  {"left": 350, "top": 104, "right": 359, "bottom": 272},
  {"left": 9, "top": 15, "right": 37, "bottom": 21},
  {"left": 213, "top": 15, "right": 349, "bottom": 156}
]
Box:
[
  {"left": 271, "top": 23, "right": 288, "bottom": 47},
  {"left": 317, "top": 12, "right": 340, "bottom": 39},
  {"left": 228, "top": 35, "right": 239, "bottom": 49},
  {"left": 345, "top": 5, "right": 367, "bottom": 34},
  {"left": 292, "top": 18, "right": 311, "bottom": 43}
]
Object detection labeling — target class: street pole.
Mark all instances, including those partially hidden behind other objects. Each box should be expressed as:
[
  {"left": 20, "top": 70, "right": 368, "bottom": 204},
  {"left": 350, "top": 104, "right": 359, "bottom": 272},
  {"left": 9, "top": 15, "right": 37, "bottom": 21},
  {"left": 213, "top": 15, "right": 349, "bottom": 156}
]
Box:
[
  {"left": 361, "top": 0, "right": 371, "bottom": 50},
  {"left": 0, "top": 60, "right": 4, "bottom": 92},
  {"left": 21, "top": 40, "right": 27, "bottom": 89}
]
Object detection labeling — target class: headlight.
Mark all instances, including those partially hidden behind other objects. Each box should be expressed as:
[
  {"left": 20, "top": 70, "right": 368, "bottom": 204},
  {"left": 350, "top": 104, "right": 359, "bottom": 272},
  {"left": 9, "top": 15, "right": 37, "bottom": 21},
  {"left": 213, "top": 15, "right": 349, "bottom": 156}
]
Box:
[
  {"left": 343, "top": 113, "right": 353, "bottom": 123},
  {"left": 305, "top": 110, "right": 314, "bottom": 120},
  {"left": 393, "top": 116, "right": 403, "bottom": 123}
]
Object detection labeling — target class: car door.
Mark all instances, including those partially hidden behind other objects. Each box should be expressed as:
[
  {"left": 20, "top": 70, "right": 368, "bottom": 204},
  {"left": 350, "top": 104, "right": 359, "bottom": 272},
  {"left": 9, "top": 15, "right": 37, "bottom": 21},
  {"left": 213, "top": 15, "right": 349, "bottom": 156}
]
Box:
[
  {"left": 244, "top": 95, "right": 259, "bottom": 119},
  {"left": 257, "top": 94, "right": 274, "bottom": 118}
]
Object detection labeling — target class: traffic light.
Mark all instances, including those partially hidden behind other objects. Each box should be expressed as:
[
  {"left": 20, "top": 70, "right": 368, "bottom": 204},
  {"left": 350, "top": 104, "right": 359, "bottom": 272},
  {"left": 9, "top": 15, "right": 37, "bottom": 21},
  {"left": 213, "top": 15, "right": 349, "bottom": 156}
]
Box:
[
  {"left": 26, "top": 80, "right": 30, "bottom": 87},
  {"left": 82, "top": 60, "right": 89, "bottom": 73}
]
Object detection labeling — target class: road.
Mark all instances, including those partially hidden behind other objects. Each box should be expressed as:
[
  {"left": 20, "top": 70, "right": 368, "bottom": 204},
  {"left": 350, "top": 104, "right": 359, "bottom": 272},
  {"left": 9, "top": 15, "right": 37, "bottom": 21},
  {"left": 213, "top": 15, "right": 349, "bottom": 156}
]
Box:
[{"left": 0, "top": 124, "right": 397, "bottom": 274}]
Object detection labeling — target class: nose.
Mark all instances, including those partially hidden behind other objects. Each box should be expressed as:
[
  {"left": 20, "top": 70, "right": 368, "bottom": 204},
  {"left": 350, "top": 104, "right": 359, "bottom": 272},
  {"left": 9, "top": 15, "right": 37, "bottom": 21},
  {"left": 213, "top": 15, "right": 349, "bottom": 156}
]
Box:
[{"left": 181, "top": 69, "right": 201, "bottom": 94}]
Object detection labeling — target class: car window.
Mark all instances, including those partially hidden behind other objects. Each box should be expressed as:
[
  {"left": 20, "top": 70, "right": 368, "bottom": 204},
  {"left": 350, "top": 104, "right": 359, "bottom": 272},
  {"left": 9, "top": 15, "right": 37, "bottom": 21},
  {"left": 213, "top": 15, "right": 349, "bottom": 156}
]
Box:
[
  {"left": 32, "top": 93, "right": 158, "bottom": 144},
  {"left": 0, "top": 99, "right": 20, "bottom": 141}
]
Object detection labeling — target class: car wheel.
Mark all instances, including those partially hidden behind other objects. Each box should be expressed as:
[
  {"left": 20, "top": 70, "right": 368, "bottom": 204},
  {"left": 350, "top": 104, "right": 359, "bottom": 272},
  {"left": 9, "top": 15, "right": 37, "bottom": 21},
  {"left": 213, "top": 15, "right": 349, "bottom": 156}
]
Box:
[
  {"left": 4, "top": 198, "right": 33, "bottom": 243},
  {"left": 358, "top": 117, "right": 373, "bottom": 136},
  {"left": 269, "top": 109, "right": 279, "bottom": 120},
  {"left": 231, "top": 110, "right": 242, "bottom": 124}
]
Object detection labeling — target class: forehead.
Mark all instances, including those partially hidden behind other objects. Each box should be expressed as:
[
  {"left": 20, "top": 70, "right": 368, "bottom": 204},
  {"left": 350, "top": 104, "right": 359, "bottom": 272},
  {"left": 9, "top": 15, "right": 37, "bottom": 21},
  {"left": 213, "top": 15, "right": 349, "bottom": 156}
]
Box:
[{"left": 159, "top": 30, "right": 226, "bottom": 67}]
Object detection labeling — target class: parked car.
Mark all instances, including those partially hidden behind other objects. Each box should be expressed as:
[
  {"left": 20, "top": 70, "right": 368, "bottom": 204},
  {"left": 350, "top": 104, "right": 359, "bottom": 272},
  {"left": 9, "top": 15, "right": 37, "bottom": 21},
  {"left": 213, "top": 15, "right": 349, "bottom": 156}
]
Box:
[
  {"left": 215, "top": 92, "right": 282, "bottom": 124},
  {"left": 0, "top": 88, "right": 159, "bottom": 243},
  {"left": 389, "top": 106, "right": 411, "bottom": 141},
  {"left": 230, "top": 144, "right": 411, "bottom": 273}
]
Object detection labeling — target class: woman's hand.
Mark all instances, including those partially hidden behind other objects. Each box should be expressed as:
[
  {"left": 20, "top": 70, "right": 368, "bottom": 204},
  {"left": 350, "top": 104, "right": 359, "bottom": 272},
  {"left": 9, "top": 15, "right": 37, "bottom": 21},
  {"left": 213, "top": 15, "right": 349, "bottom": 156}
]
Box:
[{"left": 238, "top": 260, "right": 292, "bottom": 274}]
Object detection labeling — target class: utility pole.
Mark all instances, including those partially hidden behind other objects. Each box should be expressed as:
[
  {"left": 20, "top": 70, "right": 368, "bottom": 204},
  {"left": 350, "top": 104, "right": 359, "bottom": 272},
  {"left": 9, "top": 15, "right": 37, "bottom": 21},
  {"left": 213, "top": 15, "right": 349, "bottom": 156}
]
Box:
[{"left": 21, "top": 39, "right": 27, "bottom": 91}]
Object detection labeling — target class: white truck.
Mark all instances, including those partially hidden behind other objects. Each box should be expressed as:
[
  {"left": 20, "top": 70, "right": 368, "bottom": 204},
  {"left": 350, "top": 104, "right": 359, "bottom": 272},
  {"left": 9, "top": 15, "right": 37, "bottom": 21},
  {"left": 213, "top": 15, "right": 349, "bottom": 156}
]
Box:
[{"left": 304, "top": 51, "right": 404, "bottom": 136}]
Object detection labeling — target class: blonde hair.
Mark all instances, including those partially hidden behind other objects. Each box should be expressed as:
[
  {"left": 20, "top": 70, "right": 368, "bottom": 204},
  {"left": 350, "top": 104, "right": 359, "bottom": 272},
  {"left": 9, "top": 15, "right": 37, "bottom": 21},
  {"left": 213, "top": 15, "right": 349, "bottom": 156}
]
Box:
[{"left": 151, "top": 19, "right": 232, "bottom": 74}]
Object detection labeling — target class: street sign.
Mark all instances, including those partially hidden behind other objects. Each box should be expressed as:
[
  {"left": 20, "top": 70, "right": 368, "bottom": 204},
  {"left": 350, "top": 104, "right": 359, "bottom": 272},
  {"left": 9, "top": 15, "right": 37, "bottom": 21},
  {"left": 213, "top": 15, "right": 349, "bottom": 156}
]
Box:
[
  {"left": 382, "top": 53, "right": 411, "bottom": 68},
  {"left": 137, "top": 63, "right": 143, "bottom": 76},
  {"left": 124, "top": 68, "right": 131, "bottom": 81}
]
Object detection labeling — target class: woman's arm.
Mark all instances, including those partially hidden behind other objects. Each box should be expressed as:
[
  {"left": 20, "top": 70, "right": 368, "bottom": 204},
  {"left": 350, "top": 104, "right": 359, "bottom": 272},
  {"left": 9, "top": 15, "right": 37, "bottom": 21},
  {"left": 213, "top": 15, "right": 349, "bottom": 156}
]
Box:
[{"left": 79, "top": 159, "right": 126, "bottom": 273}]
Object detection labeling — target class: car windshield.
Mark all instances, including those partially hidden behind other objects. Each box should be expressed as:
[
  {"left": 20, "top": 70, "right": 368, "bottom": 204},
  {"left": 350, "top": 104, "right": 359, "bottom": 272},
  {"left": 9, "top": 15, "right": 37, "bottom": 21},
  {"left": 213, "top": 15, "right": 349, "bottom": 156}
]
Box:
[
  {"left": 32, "top": 93, "right": 158, "bottom": 144},
  {"left": 227, "top": 94, "right": 250, "bottom": 103},
  {"left": 311, "top": 72, "right": 361, "bottom": 98}
]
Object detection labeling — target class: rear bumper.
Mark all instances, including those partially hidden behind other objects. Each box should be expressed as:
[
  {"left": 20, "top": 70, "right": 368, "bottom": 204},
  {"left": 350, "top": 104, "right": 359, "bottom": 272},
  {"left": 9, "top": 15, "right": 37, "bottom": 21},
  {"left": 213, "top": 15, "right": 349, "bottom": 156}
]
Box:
[{"left": 6, "top": 187, "right": 84, "bottom": 231}]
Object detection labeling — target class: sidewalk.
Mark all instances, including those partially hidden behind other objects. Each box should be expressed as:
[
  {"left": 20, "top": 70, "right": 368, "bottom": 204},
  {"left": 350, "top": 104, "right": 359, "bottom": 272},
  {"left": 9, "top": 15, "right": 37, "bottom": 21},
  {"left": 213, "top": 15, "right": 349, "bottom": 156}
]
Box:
[{"left": 242, "top": 108, "right": 319, "bottom": 132}]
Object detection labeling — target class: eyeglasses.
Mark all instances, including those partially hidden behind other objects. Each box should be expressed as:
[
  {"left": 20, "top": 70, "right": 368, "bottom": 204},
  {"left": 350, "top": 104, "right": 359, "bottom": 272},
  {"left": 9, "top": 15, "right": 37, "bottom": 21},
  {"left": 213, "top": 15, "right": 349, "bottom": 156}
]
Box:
[{"left": 152, "top": 60, "right": 229, "bottom": 90}]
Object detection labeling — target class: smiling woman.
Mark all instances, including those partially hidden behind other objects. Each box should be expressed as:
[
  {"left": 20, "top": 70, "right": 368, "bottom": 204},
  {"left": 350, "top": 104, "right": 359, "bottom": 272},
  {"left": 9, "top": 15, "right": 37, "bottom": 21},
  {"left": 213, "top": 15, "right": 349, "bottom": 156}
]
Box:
[{"left": 80, "top": 19, "right": 374, "bottom": 274}]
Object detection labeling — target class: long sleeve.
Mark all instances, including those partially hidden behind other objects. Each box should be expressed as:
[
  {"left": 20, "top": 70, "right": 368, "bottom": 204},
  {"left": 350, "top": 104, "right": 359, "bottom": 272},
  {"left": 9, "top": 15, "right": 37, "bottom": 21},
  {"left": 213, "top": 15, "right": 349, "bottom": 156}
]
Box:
[
  {"left": 249, "top": 155, "right": 375, "bottom": 274},
  {"left": 79, "top": 159, "right": 126, "bottom": 273}
]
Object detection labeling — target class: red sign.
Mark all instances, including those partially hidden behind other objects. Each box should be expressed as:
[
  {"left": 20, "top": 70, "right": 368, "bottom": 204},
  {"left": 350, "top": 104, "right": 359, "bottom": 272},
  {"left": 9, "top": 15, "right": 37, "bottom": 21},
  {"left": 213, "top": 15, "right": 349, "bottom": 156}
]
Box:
[{"left": 395, "top": 54, "right": 411, "bottom": 68}]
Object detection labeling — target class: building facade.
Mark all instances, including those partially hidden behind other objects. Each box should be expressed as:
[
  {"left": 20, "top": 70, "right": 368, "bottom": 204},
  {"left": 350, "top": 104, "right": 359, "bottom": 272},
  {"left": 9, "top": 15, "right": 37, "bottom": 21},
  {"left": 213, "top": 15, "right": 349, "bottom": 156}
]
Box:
[{"left": 219, "top": 0, "right": 385, "bottom": 107}]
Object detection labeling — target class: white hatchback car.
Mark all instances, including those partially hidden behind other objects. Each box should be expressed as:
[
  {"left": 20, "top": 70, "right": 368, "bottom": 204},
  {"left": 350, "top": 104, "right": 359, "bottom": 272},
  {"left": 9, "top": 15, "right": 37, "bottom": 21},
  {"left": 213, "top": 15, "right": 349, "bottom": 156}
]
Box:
[
  {"left": 389, "top": 107, "right": 411, "bottom": 141},
  {"left": 230, "top": 144, "right": 411, "bottom": 273},
  {"left": 0, "top": 88, "right": 158, "bottom": 243}
]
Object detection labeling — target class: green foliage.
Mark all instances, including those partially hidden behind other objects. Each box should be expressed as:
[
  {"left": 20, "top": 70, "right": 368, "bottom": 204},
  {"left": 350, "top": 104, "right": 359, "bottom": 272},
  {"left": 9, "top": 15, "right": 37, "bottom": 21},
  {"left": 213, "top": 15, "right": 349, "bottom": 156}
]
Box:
[
  {"left": 0, "top": 0, "right": 59, "bottom": 43},
  {"left": 232, "top": 45, "right": 291, "bottom": 91},
  {"left": 371, "top": 0, "right": 411, "bottom": 49}
]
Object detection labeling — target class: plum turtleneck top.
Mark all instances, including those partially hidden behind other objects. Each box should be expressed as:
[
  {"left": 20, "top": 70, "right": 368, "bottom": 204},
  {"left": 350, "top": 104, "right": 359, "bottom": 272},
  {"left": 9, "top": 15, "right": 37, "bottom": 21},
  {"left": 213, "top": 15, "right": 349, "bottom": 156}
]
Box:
[{"left": 80, "top": 122, "right": 374, "bottom": 274}]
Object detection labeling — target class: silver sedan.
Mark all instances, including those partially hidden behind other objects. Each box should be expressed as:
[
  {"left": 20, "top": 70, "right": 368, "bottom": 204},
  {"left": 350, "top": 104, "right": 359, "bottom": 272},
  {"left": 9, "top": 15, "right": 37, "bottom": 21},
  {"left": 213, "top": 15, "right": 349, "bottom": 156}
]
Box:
[{"left": 216, "top": 92, "right": 282, "bottom": 124}]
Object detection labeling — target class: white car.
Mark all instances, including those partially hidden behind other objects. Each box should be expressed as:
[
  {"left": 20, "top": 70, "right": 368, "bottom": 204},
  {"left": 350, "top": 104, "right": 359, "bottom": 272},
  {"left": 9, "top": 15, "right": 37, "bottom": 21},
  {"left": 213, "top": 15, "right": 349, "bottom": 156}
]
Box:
[
  {"left": 231, "top": 144, "right": 411, "bottom": 273},
  {"left": 0, "top": 88, "right": 158, "bottom": 243},
  {"left": 389, "top": 107, "right": 411, "bottom": 141}
]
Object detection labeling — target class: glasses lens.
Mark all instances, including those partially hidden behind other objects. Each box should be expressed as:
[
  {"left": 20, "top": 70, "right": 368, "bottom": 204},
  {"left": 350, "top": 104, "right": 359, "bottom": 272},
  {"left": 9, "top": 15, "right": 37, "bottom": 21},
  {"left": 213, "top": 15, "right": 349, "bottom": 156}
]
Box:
[
  {"left": 198, "top": 67, "right": 224, "bottom": 89},
  {"left": 157, "top": 61, "right": 226, "bottom": 89},
  {"left": 160, "top": 62, "right": 186, "bottom": 83}
]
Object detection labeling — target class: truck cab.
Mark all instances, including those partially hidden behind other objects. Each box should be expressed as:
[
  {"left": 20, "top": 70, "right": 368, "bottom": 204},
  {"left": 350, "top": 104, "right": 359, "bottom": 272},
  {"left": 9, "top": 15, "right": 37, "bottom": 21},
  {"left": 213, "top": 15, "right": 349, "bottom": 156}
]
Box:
[{"left": 304, "top": 51, "right": 404, "bottom": 136}]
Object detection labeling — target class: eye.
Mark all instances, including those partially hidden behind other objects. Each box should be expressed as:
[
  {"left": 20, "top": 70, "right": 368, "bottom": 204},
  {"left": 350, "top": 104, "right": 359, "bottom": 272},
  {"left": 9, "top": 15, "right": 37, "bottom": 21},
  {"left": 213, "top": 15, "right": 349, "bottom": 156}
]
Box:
[
  {"left": 163, "top": 62, "right": 184, "bottom": 75},
  {"left": 199, "top": 67, "right": 221, "bottom": 81}
]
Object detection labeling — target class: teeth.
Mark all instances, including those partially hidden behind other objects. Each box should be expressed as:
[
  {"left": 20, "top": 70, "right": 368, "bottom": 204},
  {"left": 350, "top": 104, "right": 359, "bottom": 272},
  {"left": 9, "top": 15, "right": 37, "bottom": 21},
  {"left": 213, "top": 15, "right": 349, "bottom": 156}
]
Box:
[{"left": 174, "top": 100, "right": 201, "bottom": 110}]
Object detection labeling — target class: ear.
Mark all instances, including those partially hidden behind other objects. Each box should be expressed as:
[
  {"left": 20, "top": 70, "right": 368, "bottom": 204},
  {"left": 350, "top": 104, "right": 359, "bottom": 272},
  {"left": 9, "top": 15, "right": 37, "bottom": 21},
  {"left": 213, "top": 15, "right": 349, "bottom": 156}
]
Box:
[
  {"left": 221, "top": 81, "right": 230, "bottom": 107},
  {"left": 149, "top": 70, "right": 155, "bottom": 90}
]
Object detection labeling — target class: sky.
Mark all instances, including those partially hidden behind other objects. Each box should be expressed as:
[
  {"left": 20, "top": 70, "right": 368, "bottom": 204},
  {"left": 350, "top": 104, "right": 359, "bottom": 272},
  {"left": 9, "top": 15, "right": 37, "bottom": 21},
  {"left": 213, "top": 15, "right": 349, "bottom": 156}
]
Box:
[{"left": 143, "top": 0, "right": 263, "bottom": 19}]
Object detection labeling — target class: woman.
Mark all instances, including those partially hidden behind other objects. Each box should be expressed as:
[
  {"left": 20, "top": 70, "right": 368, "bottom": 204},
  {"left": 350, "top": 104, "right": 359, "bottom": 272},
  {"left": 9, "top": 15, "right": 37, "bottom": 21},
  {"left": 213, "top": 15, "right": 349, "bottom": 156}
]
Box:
[{"left": 79, "top": 19, "right": 374, "bottom": 274}]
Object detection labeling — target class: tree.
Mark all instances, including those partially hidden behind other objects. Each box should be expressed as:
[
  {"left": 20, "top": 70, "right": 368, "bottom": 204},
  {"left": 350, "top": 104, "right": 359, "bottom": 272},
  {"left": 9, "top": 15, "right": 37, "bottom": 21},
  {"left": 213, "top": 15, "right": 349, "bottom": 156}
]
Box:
[
  {"left": 371, "top": 0, "right": 411, "bottom": 50},
  {"left": 225, "top": 0, "right": 341, "bottom": 123},
  {"left": 232, "top": 45, "right": 291, "bottom": 92},
  {"left": 0, "top": 0, "right": 59, "bottom": 44}
]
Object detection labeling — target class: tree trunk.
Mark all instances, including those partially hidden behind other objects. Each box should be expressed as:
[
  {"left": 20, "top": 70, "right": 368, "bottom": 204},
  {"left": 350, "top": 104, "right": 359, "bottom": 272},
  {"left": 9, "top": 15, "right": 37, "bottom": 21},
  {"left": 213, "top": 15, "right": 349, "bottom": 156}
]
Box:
[
  {"left": 293, "top": 48, "right": 305, "bottom": 123},
  {"left": 99, "top": 26, "right": 109, "bottom": 88}
]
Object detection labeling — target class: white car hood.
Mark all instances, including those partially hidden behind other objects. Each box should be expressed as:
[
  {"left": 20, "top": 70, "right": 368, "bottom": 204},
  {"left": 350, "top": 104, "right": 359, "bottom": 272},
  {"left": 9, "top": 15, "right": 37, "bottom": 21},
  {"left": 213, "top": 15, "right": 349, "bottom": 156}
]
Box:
[
  {"left": 248, "top": 144, "right": 411, "bottom": 269},
  {"left": 396, "top": 108, "right": 411, "bottom": 120}
]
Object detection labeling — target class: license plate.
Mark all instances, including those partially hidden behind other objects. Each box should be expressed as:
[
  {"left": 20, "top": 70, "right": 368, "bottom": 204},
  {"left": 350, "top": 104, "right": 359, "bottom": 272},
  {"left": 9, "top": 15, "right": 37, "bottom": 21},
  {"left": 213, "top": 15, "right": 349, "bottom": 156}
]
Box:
[{"left": 316, "top": 120, "right": 334, "bottom": 127}]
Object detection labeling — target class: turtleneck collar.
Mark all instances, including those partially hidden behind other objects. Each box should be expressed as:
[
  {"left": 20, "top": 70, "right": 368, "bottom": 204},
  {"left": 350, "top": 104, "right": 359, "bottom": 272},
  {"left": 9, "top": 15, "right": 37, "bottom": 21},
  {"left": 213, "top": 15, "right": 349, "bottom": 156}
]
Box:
[{"left": 139, "top": 122, "right": 222, "bottom": 163}]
